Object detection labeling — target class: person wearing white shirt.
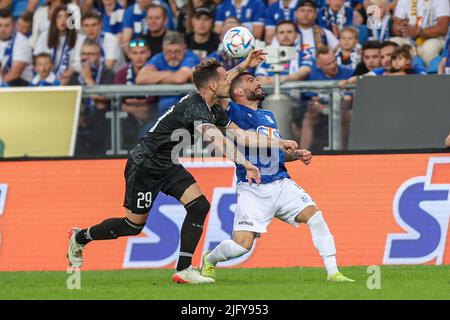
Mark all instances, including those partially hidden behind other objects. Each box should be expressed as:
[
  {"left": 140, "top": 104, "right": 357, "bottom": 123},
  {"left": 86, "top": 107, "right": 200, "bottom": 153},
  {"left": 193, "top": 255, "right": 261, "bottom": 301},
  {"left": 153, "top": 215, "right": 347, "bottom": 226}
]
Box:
[
  {"left": 30, "top": 0, "right": 74, "bottom": 49},
  {"left": 392, "top": 0, "right": 449, "bottom": 65},
  {"left": 34, "top": 4, "right": 84, "bottom": 81},
  {"left": 0, "top": 9, "right": 33, "bottom": 85},
  {"left": 294, "top": 0, "right": 339, "bottom": 60},
  {"left": 80, "top": 10, "right": 124, "bottom": 71}
]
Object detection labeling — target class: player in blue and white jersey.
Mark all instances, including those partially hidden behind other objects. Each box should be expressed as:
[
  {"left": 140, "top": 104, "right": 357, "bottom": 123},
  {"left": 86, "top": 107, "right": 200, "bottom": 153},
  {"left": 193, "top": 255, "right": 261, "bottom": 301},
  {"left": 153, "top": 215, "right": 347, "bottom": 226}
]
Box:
[{"left": 201, "top": 72, "right": 354, "bottom": 282}]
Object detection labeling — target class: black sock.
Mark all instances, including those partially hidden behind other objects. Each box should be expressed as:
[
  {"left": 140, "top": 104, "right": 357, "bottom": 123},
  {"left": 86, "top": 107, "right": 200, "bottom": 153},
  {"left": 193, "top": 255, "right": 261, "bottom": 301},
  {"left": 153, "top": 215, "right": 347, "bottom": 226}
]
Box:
[
  {"left": 75, "top": 218, "right": 145, "bottom": 245},
  {"left": 176, "top": 195, "right": 210, "bottom": 271}
]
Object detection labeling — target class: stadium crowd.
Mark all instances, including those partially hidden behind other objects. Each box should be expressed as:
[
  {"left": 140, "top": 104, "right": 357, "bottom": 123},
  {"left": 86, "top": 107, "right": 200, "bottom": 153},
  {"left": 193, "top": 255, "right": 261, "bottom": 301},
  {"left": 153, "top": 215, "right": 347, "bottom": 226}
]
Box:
[{"left": 0, "top": 0, "right": 449, "bottom": 153}]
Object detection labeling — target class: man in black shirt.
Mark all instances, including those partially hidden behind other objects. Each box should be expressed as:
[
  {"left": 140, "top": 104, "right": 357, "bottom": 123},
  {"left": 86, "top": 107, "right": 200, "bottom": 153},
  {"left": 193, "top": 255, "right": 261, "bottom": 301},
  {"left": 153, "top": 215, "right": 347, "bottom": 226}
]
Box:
[
  {"left": 144, "top": 3, "right": 168, "bottom": 58},
  {"left": 68, "top": 50, "right": 298, "bottom": 284},
  {"left": 184, "top": 7, "right": 220, "bottom": 60}
]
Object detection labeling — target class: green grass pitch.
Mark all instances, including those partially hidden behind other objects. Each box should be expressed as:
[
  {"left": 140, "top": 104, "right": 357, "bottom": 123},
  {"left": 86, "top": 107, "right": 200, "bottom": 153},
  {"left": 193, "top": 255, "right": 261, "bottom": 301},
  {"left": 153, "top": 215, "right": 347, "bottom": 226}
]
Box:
[{"left": 1, "top": 266, "right": 449, "bottom": 300}]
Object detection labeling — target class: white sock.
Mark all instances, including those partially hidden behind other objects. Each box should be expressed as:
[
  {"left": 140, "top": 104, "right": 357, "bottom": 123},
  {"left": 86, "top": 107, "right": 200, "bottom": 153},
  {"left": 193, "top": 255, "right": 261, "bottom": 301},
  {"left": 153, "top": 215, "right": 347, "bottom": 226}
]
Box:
[
  {"left": 207, "top": 239, "right": 249, "bottom": 266},
  {"left": 307, "top": 211, "right": 339, "bottom": 276}
]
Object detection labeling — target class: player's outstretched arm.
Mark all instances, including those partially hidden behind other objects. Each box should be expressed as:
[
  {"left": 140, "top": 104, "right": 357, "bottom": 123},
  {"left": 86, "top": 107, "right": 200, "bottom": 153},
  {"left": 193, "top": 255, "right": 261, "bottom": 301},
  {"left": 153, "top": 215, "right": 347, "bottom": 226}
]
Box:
[
  {"left": 284, "top": 149, "right": 312, "bottom": 165},
  {"left": 226, "top": 122, "right": 298, "bottom": 153},
  {"left": 227, "top": 50, "right": 267, "bottom": 84},
  {"left": 198, "top": 123, "right": 261, "bottom": 185}
]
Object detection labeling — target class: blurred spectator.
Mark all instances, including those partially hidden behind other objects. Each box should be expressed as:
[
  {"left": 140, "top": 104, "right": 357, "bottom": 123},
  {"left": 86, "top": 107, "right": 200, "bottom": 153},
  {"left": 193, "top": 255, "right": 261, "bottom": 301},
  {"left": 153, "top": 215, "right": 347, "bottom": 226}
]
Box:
[
  {"left": 392, "top": 0, "right": 449, "bottom": 66},
  {"left": 367, "top": 44, "right": 428, "bottom": 74},
  {"left": 34, "top": 4, "right": 84, "bottom": 80},
  {"left": 257, "top": 20, "right": 312, "bottom": 85},
  {"left": 122, "top": 0, "right": 175, "bottom": 54},
  {"left": 445, "top": 132, "right": 450, "bottom": 147},
  {"left": 366, "top": 0, "right": 393, "bottom": 42},
  {"left": 144, "top": 3, "right": 168, "bottom": 58},
  {"left": 29, "top": 52, "right": 61, "bottom": 86},
  {"left": 340, "top": 43, "right": 426, "bottom": 86},
  {"left": 81, "top": 10, "right": 123, "bottom": 70},
  {"left": 335, "top": 26, "right": 361, "bottom": 69},
  {"left": 384, "top": 44, "right": 420, "bottom": 74},
  {"left": 380, "top": 40, "right": 398, "bottom": 69},
  {"left": 30, "top": 0, "right": 73, "bottom": 48},
  {"left": 352, "top": 40, "right": 381, "bottom": 75},
  {"left": 136, "top": 31, "right": 200, "bottom": 115},
  {"left": 177, "top": 0, "right": 216, "bottom": 34},
  {"left": 68, "top": 38, "right": 115, "bottom": 86},
  {"left": 0, "top": 1, "right": 11, "bottom": 11},
  {"left": 207, "top": 16, "right": 244, "bottom": 70},
  {"left": 294, "top": 0, "right": 339, "bottom": 60},
  {"left": 114, "top": 37, "right": 158, "bottom": 148},
  {"left": 281, "top": 46, "right": 353, "bottom": 150},
  {"left": 68, "top": 39, "right": 115, "bottom": 155},
  {"left": 438, "top": 36, "right": 449, "bottom": 74},
  {"left": 318, "top": 0, "right": 354, "bottom": 38},
  {"left": 0, "top": 9, "right": 33, "bottom": 86},
  {"left": 16, "top": 10, "right": 33, "bottom": 38},
  {"left": 97, "top": 0, "right": 125, "bottom": 36},
  {"left": 214, "top": 0, "right": 266, "bottom": 40},
  {"left": 185, "top": 7, "right": 220, "bottom": 60},
  {"left": 264, "top": 0, "right": 299, "bottom": 44},
  {"left": 11, "top": 0, "right": 43, "bottom": 20}
]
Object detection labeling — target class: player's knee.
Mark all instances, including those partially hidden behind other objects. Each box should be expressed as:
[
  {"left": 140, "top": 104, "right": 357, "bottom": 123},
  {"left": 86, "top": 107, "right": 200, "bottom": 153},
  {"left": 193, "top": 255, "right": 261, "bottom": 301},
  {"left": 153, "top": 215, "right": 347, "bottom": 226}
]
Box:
[
  {"left": 233, "top": 233, "right": 255, "bottom": 251},
  {"left": 185, "top": 195, "right": 210, "bottom": 221},
  {"left": 296, "top": 205, "right": 319, "bottom": 224}
]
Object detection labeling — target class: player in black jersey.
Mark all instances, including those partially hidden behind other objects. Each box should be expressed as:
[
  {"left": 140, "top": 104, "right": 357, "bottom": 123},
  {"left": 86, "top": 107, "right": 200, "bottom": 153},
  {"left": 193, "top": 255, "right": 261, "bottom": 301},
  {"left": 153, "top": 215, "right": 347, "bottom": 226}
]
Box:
[{"left": 68, "top": 51, "right": 298, "bottom": 284}]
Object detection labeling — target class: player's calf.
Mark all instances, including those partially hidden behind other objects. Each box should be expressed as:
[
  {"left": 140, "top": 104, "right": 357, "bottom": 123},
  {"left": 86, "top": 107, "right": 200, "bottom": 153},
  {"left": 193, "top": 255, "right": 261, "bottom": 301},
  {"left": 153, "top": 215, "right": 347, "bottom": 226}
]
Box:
[{"left": 75, "top": 217, "right": 146, "bottom": 245}]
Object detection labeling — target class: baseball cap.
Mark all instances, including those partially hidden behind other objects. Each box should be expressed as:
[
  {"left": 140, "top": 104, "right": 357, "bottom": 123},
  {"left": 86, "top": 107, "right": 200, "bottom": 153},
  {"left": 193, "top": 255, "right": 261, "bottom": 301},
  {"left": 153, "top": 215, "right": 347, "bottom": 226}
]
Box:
[
  {"left": 193, "top": 7, "right": 214, "bottom": 18},
  {"left": 295, "top": 0, "right": 318, "bottom": 10}
]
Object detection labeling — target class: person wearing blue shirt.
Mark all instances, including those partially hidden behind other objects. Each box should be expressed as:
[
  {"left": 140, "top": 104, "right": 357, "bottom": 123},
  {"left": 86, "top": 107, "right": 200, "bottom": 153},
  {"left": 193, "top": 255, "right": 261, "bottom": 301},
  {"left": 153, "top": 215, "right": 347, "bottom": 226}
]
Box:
[
  {"left": 97, "top": 0, "right": 125, "bottom": 35},
  {"left": 202, "top": 71, "right": 355, "bottom": 283},
  {"left": 264, "top": 0, "right": 299, "bottom": 44},
  {"left": 136, "top": 31, "right": 200, "bottom": 115},
  {"left": 29, "top": 52, "right": 61, "bottom": 86},
  {"left": 214, "top": 0, "right": 266, "bottom": 40},
  {"left": 317, "top": 0, "right": 353, "bottom": 38}
]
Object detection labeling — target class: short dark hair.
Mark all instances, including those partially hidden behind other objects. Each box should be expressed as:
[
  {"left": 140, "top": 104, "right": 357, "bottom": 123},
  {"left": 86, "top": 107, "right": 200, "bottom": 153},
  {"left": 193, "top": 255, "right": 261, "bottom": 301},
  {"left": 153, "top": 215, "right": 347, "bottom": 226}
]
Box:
[
  {"left": 147, "top": 3, "right": 167, "bottom": 18},
  {"left": 33, "top": 52, "right": 53, "bottom": 66},
  {"left": 82, "top": 10, "right": 102, "bottom": 22},
  {"left": 362, "top": 40, "right": 382, "bottom": 53},
  {"left": 381, "top": 40, "right": 399, "bottom": 49},
  {"left": 275, "top": 20, "right": 298, "bottom": 33},
  {"left": 229, "top": 71, "right": 253, "bottom": 100},
  {"left": 0, "top": 9, "right": 13, "bottom": 19},
  {"left": 192, "top": 58, "right": 224, "bottom": 89},
  {"left": 315, "top": 45, "right": 332, "bottom": 59},
  {"left": 391, "top": 44, "right": 412, "bottom": 61},
  {"left": 20, "top": 10, "right": 34, "bottom": 23}
]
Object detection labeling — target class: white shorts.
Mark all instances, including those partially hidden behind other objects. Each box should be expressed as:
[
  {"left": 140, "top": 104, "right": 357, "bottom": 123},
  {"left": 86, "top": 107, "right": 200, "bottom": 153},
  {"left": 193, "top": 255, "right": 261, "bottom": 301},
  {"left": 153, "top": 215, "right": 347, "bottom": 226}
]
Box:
[{"left": 234, "top": 178, "right": 316, "bottom": 234}]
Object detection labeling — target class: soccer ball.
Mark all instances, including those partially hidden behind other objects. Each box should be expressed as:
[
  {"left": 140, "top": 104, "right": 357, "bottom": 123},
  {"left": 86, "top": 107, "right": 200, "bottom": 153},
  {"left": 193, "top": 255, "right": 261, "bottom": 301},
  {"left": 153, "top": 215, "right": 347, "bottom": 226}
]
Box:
[{"left": 222, "top": 26, "right": 256, "bottom": 59}]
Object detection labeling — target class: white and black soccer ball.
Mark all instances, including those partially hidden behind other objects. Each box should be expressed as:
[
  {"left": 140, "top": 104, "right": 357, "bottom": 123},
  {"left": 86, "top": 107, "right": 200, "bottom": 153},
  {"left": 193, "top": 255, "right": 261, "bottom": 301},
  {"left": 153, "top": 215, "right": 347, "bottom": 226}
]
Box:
[{"left": 222, "top": 26, "right": 256, "bottom": 59}]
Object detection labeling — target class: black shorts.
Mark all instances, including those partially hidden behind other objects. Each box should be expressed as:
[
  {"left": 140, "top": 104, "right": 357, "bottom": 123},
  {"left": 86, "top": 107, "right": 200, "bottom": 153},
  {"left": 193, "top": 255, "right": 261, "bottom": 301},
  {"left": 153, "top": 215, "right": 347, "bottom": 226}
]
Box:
[{"left": 123, "top": 158, "right": 197, "bottom": 214}]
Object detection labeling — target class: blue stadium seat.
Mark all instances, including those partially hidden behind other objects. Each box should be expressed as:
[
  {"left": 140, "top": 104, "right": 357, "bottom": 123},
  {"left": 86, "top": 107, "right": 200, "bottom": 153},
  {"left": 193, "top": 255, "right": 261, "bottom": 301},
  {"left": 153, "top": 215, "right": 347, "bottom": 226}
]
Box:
[{"left": 427, "top": 56, "right": 443, "bottom": 74}]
